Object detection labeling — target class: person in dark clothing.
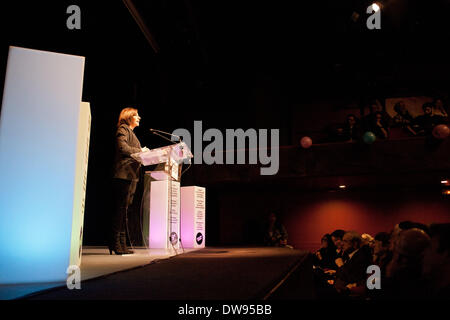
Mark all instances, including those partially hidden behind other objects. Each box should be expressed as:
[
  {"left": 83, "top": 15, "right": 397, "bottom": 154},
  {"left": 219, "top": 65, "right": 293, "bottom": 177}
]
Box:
[
  {"left": 392, "top": 101, "right": 418, "bottom": 136},
  {"left": 314, "top": 234, "right": 338, "bottom": 270},
  {"left": 381, "top": 228, "right": 431, "bottom": 299},
  {"left": 362, "top": 100, "right": 391, "bottom": 137},
  {"left": 414, "top": 102, "right": 446, "bottom": 135},
  {"left": 334, "top": 231, "right": 373, "bottom": 295},
  {"left": 433, "top": 98, "right": 449, "bottom": 120},
  {"left": 343, "top": 114, "right": 362, "bottom": 142},
  {"left": 110, "top": 107, "right": 149, "bottom": 255},
  {"left": 373, "top": 231, "right": 392, "bottom": 277},
  {"left": 331, "top": 229, "right": 348, "bottom": 267},
  {"left": 367, "top": 111, "right": 389, "bottom": 139},
  {"left": 423, "top": 223, "right": 450, "bottom": 299},
  {"left": 264, "top": 212, "right": 290, "bottom": 247}
]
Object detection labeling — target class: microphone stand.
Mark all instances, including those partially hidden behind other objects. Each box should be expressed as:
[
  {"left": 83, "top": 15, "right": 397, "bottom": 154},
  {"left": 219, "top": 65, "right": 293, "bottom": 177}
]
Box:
[
  {"left": 149, "top": 128, "right": 182, "bottom": 143},
  {"left": 151, "top": 131, "right": 176, "bottom": 144}
]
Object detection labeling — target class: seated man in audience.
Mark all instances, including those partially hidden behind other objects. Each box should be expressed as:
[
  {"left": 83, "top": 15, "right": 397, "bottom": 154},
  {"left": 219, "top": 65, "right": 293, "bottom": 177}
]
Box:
[
  {"left": 422, "top": 223, "right": 450, "bottom": 298},
  {"left": 414, "top": 102, "right": 446, "bottom": 135},
  {"left": 333, "top": 231, "right": 373, "bottom": 296},
  {"left": 392, "top": 101, "right": 418, "bottom": 136},
  {"left": 330, "top": 229, "right": 348, "bottom": 268}
]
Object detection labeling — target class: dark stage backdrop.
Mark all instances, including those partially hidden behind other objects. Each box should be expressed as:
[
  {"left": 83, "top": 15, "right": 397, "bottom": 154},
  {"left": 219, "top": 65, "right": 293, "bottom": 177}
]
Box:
[{"left": 2, "top": 1, "right": 450, "bottom": 247}]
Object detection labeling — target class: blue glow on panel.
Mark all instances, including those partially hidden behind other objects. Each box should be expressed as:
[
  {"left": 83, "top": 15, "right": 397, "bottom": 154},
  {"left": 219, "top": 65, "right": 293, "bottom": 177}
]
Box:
[{"left": 0, "top": 47, "right": 85, "bottom": 284}]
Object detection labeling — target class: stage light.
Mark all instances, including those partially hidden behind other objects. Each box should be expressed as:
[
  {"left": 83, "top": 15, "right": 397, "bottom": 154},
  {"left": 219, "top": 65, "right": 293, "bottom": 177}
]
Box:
[
  {"left": 441, "top": 180, "right": 449, "bottom": 185},
  {"left": 339, "top": 185, "right": 347, "bottom": 189},
  {"left": 371, "top": 3, "right": 380, "bottom": 12},
  {"left": 442, "top": 190, "right": 450, "bottom": 195}
]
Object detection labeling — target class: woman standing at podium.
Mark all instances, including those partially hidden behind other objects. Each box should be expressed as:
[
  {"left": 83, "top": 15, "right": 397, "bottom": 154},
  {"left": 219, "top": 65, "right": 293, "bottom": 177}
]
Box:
[{"left": 110, "top": 107, "right": 149, "bottom": 255}]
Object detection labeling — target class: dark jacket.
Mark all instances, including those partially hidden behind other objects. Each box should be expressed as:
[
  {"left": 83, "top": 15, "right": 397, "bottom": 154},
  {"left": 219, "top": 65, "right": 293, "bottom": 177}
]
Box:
[
  {"left": 334, "top": 245, "right": 373, "bottom": 291},
  {"left": 113, "top": 124, "right": 142, "bottom": 181}
]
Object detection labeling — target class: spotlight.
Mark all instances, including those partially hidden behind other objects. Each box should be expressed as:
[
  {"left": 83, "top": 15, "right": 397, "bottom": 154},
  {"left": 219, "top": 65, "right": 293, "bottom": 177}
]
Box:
[
  {"left": 339, "top": 185, "right": 347, "bottom": 189},
  {"left": 441, "top": 180, "right": 449, "bottom": 185}
]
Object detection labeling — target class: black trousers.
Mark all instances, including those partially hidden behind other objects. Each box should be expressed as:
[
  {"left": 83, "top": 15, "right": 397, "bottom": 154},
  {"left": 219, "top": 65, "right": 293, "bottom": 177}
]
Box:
[{"left": 111, "top": 178, "right": 138, "bottom": 236}]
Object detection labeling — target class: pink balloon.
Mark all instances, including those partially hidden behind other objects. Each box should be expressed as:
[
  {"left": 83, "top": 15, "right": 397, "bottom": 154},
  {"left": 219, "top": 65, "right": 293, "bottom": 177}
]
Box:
[
  {"left": 432, "top": 124, "right": 450, "bottom": 139},
  {"left": 300, "top": 136, "right": 312, "bottom": 148}
]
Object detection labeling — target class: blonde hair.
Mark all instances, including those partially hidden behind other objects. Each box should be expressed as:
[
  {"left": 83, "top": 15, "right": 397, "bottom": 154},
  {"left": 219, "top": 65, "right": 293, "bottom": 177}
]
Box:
[{"left": 117, "top": 107, "right": 138, "bottom": 127}]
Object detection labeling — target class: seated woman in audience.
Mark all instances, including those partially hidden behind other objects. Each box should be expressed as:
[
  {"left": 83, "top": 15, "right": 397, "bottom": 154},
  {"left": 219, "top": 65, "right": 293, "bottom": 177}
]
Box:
[
  {"left": 314, "top": 234, "right": 338, "bottom": 270},
  {"left": 373, "top": 231, "right": 392, "bottom": 277},
  {"left": 343, "top": 114, "right": 362, "bottom": 142}
]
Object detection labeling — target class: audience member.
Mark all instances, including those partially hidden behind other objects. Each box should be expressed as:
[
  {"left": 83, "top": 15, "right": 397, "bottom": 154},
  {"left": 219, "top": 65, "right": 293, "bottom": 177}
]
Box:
[
  {"left": 331, "top": 229, "right": 348, "bottom": 267},
  {"left": 373, "top": 231, "right": 392, "bottom": 276},
  {"left": 361, "top": 233, "right": 375, "bottom": 249},
  {"left": 414, "top": 102, "right": 446, "bottom": 135},
  {"left": 263, "top": 212, "right": 291, "bottom": 248},
  {"left": 422, "top": 223, "right": 450, "bottom": 298},
  {"left": 314, "top": 221, "right": 449, "bottom": 300},
  {"left": 433, "top": 98, "right": 449, "bottom": 119},
  {"left": 392, "top": 101, "right": 418, "bottom": 136},
  {"left": 342, "top": 114, "right": 362, "bottom": 142},
  {"left": 363, "top": 99, "right": 391, "bottom": 134},
  {"left": 314, "top": 234, "right": 338, "bottom": 270},
  {"left": 368, "top": 111, "right": 389, "bottom": 139},
  {"left": 383, "top": 228, "right": 431, "bottom": 299},
  {"left": 333, "top": 231, "right": 373, "bottom": 296}
]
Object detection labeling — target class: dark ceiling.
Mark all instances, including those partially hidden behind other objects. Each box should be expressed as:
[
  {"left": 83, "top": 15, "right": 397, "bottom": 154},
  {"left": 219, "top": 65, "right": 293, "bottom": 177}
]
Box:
[{"left": 2, "top": 0, "right": 450, "bottom": 113}]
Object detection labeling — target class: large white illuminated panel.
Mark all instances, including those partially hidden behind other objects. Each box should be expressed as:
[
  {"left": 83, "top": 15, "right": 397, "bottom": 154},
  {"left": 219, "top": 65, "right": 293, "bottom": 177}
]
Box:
[
  {"left": 0, "top": 47, "right": 87, "bottom": 284},
  {"left": 70, "top": 102, "right": 91, "bottom": 267},
  {"left": 180, "top": 186, "right": 206, "bottom": 248},
  {"left": 149, "top": 180, "right": 181, "bottom": 250}
]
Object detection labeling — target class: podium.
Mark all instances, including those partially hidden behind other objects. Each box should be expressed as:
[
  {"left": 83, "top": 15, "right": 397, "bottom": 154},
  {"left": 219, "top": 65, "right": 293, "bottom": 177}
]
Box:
[{"left": 133, "top": 142, "right": 193, "bottom": 250}]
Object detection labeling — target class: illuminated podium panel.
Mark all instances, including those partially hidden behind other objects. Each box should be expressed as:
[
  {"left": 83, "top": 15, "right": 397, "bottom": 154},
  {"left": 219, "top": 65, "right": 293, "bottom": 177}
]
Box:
[
  {"left": 149, "top": 180, "right": 181, "bottom": 250},
  {"left": 180, "top": 186, "right": 206, "bottom": 248},
  {"left": 0, "top": 47, "right": 88, "bottom": 284}
]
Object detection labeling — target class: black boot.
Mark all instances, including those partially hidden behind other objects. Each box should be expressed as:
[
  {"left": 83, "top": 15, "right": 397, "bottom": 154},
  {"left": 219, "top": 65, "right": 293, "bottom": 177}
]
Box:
[
  {"left": 120, "top": 232, "right": 134, "bottom": 254},
  {"left": 108, "top": 232, "right": 126, "bottom": 255}
]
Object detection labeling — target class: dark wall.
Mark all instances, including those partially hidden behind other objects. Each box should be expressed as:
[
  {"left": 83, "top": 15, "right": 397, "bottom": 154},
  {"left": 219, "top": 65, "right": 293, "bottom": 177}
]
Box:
[{"left": 215, "top": 186, "right": 450, "bottom": 250}]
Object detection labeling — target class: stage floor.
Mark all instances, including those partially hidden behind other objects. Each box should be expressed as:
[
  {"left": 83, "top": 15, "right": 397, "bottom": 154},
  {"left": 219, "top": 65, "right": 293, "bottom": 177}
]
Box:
[
  {"left": 27, "top": 246, "right": 310, "bottom": 300},
  {"left": 1, "top": 246, "right": 310, "bottom": 300},
  {"left": 0, "top": 246, "right": 198, "bottom": 300}
]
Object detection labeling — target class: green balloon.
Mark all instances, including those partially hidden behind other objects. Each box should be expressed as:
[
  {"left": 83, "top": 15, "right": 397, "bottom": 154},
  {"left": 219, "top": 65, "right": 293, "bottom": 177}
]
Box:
[{"left": 363, "top": 131, "right": 376, "bottom": 144}]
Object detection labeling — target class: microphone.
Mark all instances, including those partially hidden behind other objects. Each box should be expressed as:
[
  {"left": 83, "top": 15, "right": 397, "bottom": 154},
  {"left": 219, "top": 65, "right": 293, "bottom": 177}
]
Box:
[{"left": 149, "top": 128, "right": 182, "bottom": 143}]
